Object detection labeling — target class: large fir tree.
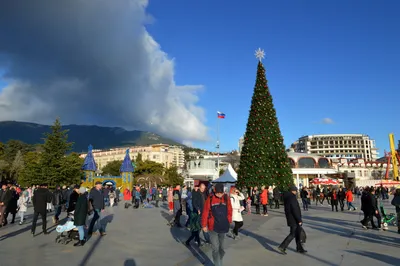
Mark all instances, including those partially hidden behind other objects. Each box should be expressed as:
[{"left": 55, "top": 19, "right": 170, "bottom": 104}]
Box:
[
  {"left": 40, "top": 118, "right": 73, "bottom": 186},
  {"left": 237, "top": 57, "right": 293, "bottom": 190}
]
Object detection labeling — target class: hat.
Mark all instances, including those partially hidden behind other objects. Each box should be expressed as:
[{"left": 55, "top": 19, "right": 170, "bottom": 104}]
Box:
[
  {"left": 79, "top": 187, "right": 86, "bottom": 194},
  {"left": 73, "top": 184, "right": 80, "bottom": 189},
  {"left": 95, "top": 181, "right": 102, "bottom": 185},
  {"left": 289, "top": 186, "right": 298, "bottom": 192},
  {"left": 214, "top": 183, "right": 224, "bottom": 193}
]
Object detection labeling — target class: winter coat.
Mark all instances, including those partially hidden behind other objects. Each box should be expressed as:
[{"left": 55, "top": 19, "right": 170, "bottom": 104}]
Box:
[
  {"left": 230, "top": 192, "right": 244, "bottom": 222},
  {"left": 201, "top": 194, "right": 233, "bottom": 232},
  {"left": 273, "top": 187, "right": 280, "bottom": 200},
  {"left": 0, "top": 188, "right": 12, "bottom": 207},
  {"left": 17, "top": 195, "right": 28, "bottom": 212},
  {"left": 52, "top": 189, "right": 63, "bottom": 206},
  {"left": 283, "top": 192, "right": 302, "bottom": 227},
  {"left": 89, "top": 187, "right": 105, "bottom": 210},
  {"left": 260, "top": 189, "right": 268, "bottom": 205},
  {"left": 6, "top": 189, "right": 19, "bottom": 214},
  {"left": 67, "top": 191, "right": 79, "bottom": 213},
  {"left": 337, "top": 190, "right": 346, "bottom": 201},
  {"left": 173, "top": 189, "right": 181, "bottom": 214},
  {"left": 32, "top": 188, "right": 52, "bottom": 213},
  {"left": 345, "top": 191, "right": 353, "bottom": 202},
  {"left": 361, "top": 191, "right": 373, "bottom": 214},
  {"left": 74, "top": 194, "right": 88, "bottom": 226},
  {"left": 123, "top": 189, "right": 131, "bottom": 201}
]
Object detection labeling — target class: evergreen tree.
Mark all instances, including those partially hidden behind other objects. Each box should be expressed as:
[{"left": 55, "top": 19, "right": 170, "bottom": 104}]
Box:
[
  {"left": 19, "top": 152, "right": 42, "bottom": 187},
  {"left": 102, "top": 160, "right": 123, "bottom": 176},
  {"left": 40, "top": 118, "right": 73, "bottom": 186},
  {"left": 237, "top": 60, "right": 293, "bottom": 190}
]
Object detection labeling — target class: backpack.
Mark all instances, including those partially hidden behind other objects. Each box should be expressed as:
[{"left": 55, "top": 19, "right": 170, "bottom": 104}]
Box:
[{"left": 208, "top": 194, "right": 228, "bottom": 219}]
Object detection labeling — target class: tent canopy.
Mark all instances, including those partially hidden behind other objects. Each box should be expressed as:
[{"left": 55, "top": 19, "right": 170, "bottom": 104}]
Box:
[
  {"left": 212, "top": 164, "right": 237, "bottom": 183},
  {"left": 310, "top": 178, "right": 339, "bottom": 186}
]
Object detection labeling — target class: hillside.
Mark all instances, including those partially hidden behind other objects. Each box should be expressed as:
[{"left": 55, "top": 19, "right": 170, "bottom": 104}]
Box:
[{"left": 0, "top": 121, "right": 183, "bottom": 152}]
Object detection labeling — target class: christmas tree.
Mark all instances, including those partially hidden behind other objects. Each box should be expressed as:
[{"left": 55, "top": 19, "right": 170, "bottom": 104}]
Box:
[{"left": 237, "top": 49, "right": 293, "bottom": 190}]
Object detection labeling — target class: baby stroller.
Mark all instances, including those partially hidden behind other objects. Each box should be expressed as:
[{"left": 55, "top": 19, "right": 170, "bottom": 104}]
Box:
[
  {"left": 380, "top": 203, "right": 397, "bottom": 230},
  {"left": 55, "top": 213, "right": 80, "bottom": 244}
]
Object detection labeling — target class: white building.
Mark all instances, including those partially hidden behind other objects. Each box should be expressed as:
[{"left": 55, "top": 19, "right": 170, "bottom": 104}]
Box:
[
  {"left": 80, "top": 144, "right": 185, "bottom": 170},
  {"left": 293, "top": 134, "right": 379, "bottom": 161},
  {"left": 238, "top": 136, "right": 244, "bottom": 154}
]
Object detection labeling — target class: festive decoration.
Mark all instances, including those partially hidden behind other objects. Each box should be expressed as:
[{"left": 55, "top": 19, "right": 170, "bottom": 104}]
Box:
[{"left": 237, "top": 51, "right": 293, "bottom": 190}]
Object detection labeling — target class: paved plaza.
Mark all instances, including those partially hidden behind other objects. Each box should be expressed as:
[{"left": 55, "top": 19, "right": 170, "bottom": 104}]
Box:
[{"left": 0, "top": 198, "right": 399, "bottom": 266}]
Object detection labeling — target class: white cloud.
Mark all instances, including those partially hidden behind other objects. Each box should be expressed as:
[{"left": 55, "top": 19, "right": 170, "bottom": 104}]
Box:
[
  {"left": 321, "top": 118, "right": 334, "bottom": 124},
  {"left": 0, "top": 0, "right": 208, "bottom": 143}
]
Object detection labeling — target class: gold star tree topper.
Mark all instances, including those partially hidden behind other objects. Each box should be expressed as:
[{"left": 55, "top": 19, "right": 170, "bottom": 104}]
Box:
[{"left": 254, "top": 48, "right": 265, "bottom": 62}]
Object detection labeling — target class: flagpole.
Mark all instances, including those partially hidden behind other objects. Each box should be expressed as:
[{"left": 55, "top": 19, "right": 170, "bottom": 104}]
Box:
[{"left": 217, "top": 112, "right": 220, "bottom": 174}]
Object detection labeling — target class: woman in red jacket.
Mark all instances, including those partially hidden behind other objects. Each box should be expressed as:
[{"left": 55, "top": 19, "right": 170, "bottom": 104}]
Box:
[
  {"left": 123, "top": 188, "right": 131, "bottom": 201},
  {"left": 260, "top": 185, "right": 269, "bottom": 216}
]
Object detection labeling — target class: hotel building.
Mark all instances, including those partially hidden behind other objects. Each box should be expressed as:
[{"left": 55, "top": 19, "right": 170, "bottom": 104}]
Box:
[
  {"left": 293, "top": 134, "right": 379, "bottom": 161},
  {"left": 80, "top": 144, "right": 185, "bottom": 170}
]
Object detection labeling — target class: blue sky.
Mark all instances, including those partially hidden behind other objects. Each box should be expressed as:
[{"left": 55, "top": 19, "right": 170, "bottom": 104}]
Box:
[{"left": 144, "top": 0, "right": 400, "bottom": 154}]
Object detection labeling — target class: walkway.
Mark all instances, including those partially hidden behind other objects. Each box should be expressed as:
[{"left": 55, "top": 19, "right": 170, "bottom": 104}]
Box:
[{"left": 0, "top": 199, "right": 398, "bottom": 266}]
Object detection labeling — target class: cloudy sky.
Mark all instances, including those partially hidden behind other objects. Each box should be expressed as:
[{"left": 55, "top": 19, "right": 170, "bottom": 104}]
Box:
[
  {"left": 0, "top": 0, "right": 208, "bottom": 144},
  {"left": 1, "top": 1, "right": 400, "bottom": 153}
]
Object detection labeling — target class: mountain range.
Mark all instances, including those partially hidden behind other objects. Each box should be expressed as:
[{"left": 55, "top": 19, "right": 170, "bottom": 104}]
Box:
[{"left": 0, "top": 121, "right": 183, "bottom": 152}]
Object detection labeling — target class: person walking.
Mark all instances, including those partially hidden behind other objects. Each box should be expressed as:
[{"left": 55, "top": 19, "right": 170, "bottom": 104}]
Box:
[
  {"left": 330, "top": 189, "right": 338, "bottom": 212},
  {"left": 201, "top": 183, "right": 232, "bottom": 266},
  {"left": 88, "top": 181, "right": 106, "bottom": 236},
  {"left": 370, "top": 187, "right": 382, "bottom": 230},
  {"left": 360, "top": 187, "right": 374, "bottom": 229},
  {"left": 17, "top": 190, "right": 28, "bottom": 224},
  {"left": 346, "top": 188, "right": 357, "bottom": 211},
  {"left": 31, "top": 184, "right": 52, "bottom": 236},
  {"left": 260, "top": 186, "right": 269, "bottom": 216},
  {"left": 73, "top": 187, "right": 89, "bottom": 246},
  {"left": 278, "top": 186, "right": 307, "bottom": 254},
  {"left": 273, "top": 187, "right": 280, "bottom": 209},
  {"left": 229, "top": 187, "right": 244, "bottom": 239},
  {"left": 391, "top": 187, "right": 400, "bottom": 234},
  {"left": 337, "top": 187, "right": 346, "bottom": 211},
  {"left": 52, "top": 185, "right": 63, "bottom": 224},
  {"left": 300, "top": 187, "right": 309, "bottom": 211}
]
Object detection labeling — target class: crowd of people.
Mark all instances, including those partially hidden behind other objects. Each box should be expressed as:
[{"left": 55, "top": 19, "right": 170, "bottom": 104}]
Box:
[{"left": 1, "top": 179, "right": 399, "bottom": 266}]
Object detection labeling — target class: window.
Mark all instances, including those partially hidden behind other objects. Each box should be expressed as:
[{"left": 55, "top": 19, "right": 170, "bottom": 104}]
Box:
[
  {"left": 298, "top": 158, "right": 316, "bottom": 168},
  {"left": 318, "top": 158, "right": 330, "bottom": 168}
]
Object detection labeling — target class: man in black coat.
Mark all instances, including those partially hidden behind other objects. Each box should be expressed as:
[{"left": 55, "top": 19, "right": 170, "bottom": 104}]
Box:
[
  {"left": 278, "top": 186, "right": 307, "bottom": 254},
  {"left": 360, "top": 186, "right": 374, "bottom": 229},
  {"left": 31, "top": 184, "right": 52, "bottom": 236},
  {"left": 0, "top": 183, "right": 12, "bottom": 226}
]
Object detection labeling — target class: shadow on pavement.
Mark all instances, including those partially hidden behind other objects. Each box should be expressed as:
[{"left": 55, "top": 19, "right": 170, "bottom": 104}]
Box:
[
  {"left": 346, "top": 250, "right": 399, "bottom": 266},
  {"left": 241, "top": 228, "right": 337, "bottom": 266},
  {"left": 160, "top": 210, "right": 213, "bottom": 266},
  {"left": 123, "top": 259, "right": 136, "bottom": 266},
  {"left": 306, "top": 221, "right": 400, "bottom": 248}
]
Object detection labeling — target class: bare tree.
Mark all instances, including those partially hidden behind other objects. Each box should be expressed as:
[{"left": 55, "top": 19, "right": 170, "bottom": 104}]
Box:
[
  {"left": 0, "top": 160, "right": 8, "bottom": 182},
  {"left": 10, "top": 150, "right": 24, "bottom": 181}
]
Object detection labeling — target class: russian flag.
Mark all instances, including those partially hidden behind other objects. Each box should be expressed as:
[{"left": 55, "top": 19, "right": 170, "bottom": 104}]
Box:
[{"left": 217, "top": 111, "right": 225, "bottom": 119}]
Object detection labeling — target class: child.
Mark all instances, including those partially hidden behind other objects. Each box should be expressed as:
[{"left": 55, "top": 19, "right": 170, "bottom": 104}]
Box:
[
  {"left": 185, "top": 210, "right": 202, "bottom": 247},
  {"left": 17, "top": 191, "right": 28, "bottom": 225},
  {"left": 246, "top": 196, "right": 252, "bottom": 215}
]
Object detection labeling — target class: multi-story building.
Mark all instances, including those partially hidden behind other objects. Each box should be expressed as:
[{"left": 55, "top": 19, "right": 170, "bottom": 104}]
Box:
[
  {"left": 80, "top": 144, "right": 185, "bottom": 170},
  {"left": 238, "top": 136, "right": 244, "bottom": 154},
  {"left": 293, "top": 134, "right": 379, "bottom": 161}
]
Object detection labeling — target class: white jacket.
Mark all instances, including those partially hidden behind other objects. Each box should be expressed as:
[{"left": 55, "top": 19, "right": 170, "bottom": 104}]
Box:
[
  {"left": 230, "top": 192, "right": 245, "bottom": 222},
  {"left": 17, "top": 196, "right": 28, "bottom": 212}
]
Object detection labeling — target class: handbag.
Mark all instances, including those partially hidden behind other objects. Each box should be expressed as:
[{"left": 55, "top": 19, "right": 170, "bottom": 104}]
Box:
[{"left": 299, "top": 226, "right": 307, "bottom": 244}]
